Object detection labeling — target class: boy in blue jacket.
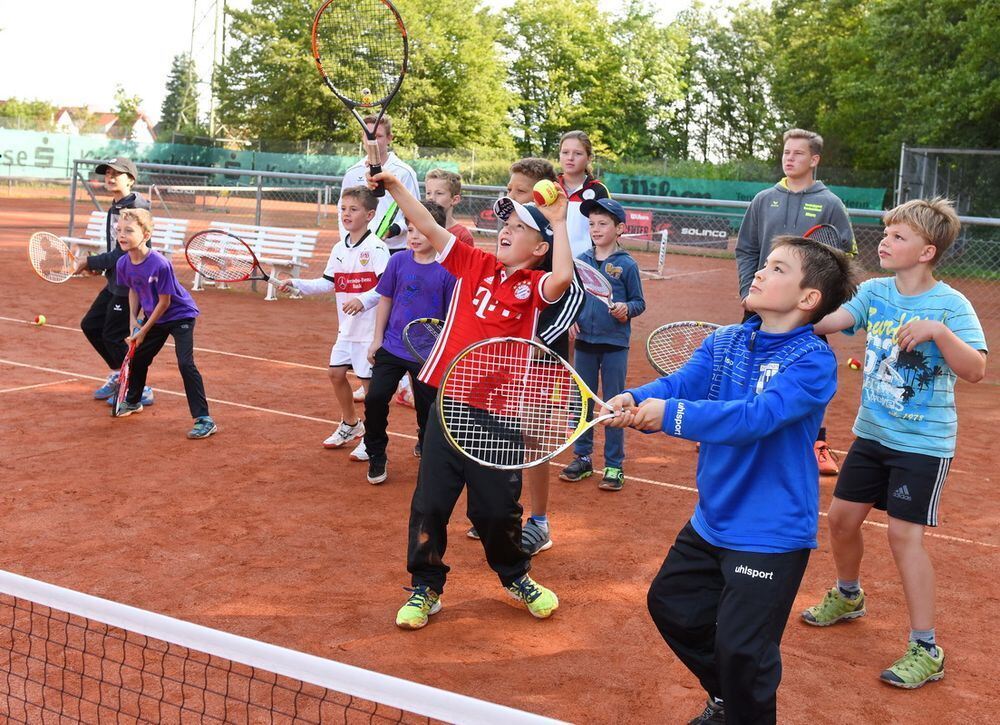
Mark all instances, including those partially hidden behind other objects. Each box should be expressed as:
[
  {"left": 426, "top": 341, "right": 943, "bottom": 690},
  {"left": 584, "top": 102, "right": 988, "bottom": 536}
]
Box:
[
  {"left": 603, "top": 236, "right": 856, "bottom": 724},
  {"left": 559, "top": 198, "right": 645, "bottom": 491}
]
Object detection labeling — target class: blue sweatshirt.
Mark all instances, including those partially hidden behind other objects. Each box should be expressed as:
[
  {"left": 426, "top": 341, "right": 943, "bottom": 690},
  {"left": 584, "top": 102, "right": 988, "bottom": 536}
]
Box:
[
  {"left": 575, "top": 247, "right": 646, "bottom": 348},
  {"left": 627, "top": 319, "right": 837, "bottom": 553}
]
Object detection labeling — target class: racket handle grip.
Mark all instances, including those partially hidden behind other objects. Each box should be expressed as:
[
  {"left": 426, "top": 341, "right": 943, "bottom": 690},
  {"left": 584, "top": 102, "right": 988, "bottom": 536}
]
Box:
[{"left": 369, "top": 162, "right": 385, "bottom": 197}]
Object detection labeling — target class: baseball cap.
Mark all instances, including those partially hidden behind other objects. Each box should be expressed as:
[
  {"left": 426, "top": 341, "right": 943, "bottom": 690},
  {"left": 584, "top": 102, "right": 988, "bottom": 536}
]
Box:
[
  {"left": 95, "top": 157, "right": 138, "bottom": 180},
  {"left": 580, "top": 197, "right": 626, "bottom": 224},
  {"left": 493, "top": 197, "right": 554, "bottom": 241}
]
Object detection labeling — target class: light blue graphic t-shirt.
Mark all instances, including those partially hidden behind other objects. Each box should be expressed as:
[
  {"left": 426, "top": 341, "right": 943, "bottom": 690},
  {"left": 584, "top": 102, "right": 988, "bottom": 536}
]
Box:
[{"left": 842, "top": 277, "right": 987, "bottom": 457}]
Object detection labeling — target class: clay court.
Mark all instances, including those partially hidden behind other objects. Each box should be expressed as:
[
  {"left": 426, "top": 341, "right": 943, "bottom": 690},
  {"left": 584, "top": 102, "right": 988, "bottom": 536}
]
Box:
[{"left": 1, "top": 195, "right": 998, "bottom": 723}]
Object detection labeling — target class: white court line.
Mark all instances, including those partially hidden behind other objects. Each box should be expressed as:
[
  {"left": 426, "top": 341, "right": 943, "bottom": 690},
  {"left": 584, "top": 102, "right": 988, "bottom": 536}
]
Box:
[
  {"left": 1, "top": 356, "right": 996, "bottom": 551},
  {"left": 0, "top": 315, "right": 330, "bottom": 373},
  {"left": 659, "top": 267, "right": 727, "bottom": 280},
  {"left": 0, "top": 378, "right": 79, "bottom": 394}
]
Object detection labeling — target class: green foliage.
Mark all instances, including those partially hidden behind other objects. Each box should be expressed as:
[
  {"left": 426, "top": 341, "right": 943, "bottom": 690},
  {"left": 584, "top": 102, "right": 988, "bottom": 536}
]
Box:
[
  {"left": 113, "top": 87, "right": 143, "bottom": 140},
  {"left": 504, "top": 0, "right": 685, "bottom": 157},
  {"left": 160, "top": 54, "right": 206, "bottom": 139},
  {"left": 391, "top": 0, "right": 513, "bottom": 152},
  {"left": 0, "top": 98, "right": 59, "bottom": 126}
]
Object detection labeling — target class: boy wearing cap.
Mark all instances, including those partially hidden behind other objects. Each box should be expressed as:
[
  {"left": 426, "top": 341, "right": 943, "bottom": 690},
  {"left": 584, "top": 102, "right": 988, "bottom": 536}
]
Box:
[
  {"left": 368, "top": 170, "right": 574, "bottom": 630},
  {"left": 76, "top": 157, "right": 155, "bottom": 406},
  {"left": 559, "top": 198, "right": 645, "bottom": 490}
]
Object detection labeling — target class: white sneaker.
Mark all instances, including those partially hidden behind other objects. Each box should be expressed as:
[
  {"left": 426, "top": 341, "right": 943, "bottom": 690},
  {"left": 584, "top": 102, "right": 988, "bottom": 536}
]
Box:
[
  {"left": 323, "top": 420, "right": 365, "bottom": 449},
  {"left": 352, "top": 385, "right": 366, "bottom": 403},
  {"left": 349, "top": 439, "right": 369, "bottom": 461}
]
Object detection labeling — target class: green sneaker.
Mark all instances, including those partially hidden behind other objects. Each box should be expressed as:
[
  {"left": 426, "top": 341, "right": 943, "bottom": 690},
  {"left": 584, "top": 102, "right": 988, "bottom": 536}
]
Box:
[
  {"left": 598, "top": 467, "right": 624, "bottom": 491},
  {"left": 880, "top": 642, "right": 944, "bottom": 688},
  {"left": 506, "top": 575, "right": 558, "bottom": 619},
  {"left": 395, "top": 586, "right": 441, "bottom": 630},
  {"left": 801, "top": 586, "right": 866, "bottom": 626}
]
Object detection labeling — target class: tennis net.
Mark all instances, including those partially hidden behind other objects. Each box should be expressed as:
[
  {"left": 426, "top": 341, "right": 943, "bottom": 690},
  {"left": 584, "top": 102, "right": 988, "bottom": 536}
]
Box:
[{"left": 0, "top": 571, "right": 561, "bottom": 724}]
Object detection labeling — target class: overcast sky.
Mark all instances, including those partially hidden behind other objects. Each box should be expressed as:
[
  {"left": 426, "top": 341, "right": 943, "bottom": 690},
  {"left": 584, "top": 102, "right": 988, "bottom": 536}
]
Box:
[{"left": 0, "top": 0, "right": 696, "bottom": 125}]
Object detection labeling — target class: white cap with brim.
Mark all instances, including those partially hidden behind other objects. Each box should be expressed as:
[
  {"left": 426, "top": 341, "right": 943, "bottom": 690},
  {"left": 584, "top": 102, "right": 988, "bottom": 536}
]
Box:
[{"left": 493, "top": 197, "right": 554, "bottom": 240}]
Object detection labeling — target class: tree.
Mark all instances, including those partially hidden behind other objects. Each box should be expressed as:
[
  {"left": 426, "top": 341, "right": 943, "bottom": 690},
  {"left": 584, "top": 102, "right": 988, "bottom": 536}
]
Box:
[
  {"left": 160, "top": 53, "right": 205, "bottom": 139},
  {"left": 390, "top": 0, "right": 513, "bottom": 151},
  {"left": 504, "top": 0, "right": 685, "bottom": 158},
  {"left": 0, "top": 98, "right": 59, "bottom": 128},
  {"left": 113, "top": 86, "right": 143, "bottom": 140}
]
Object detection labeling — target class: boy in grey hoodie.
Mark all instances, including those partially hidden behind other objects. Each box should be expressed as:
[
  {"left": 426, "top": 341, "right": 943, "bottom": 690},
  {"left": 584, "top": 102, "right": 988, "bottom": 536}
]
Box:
[{"left": 735, "top": 129, "right": 854, "bottom": 476}]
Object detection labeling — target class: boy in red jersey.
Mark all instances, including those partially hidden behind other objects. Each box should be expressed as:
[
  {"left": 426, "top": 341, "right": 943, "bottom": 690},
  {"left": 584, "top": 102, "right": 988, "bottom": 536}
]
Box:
[{"left": 368, "top": 171, "right": 574, "bottom": 630}]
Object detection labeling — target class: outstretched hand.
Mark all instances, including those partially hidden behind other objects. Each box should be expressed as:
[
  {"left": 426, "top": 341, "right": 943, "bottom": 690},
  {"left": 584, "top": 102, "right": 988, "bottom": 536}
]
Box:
[{"left": 535, "top": 186, "right": 568, "bottom": 224}]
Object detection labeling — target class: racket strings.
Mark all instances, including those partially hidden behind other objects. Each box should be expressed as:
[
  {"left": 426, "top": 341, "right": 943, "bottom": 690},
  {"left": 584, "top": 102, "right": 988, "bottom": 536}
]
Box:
[
  {"left": 804, "top": 224, "right": 843, "bottom": 250},
  {"left": 574, "top": 262, "right": 613, "bottom": 301},
  {"left": 313, "top": 0, "right": 406, "bottom": 104},
  {"left": 403, "top": 319, "right": 443, "bottom": 362},
  {"left": 186, "top": 232, "right": 255, "bottom": 282},
  {"left": 647, "top": 325, "right": 716, "bottom": 376},
  {"left": 441, "top": 340, "right": 584, "bottom": 468},
  {"left": 29, "top": 233, "right": 74, "bottom": 282}
]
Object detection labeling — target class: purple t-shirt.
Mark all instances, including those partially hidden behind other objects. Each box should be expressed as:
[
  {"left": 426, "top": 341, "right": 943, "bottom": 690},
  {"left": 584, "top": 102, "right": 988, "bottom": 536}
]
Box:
[
  {"left": 116, "top": 250, "right": 200, "bottom": 324},
  {"left": 375, "top": 250, "right": 455, "bottom": 361}
]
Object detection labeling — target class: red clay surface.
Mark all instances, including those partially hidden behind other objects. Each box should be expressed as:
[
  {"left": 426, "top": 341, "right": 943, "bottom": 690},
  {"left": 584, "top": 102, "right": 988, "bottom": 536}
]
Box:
[{"left": 1, "top": 196, "right": 998, "bottom": 723}]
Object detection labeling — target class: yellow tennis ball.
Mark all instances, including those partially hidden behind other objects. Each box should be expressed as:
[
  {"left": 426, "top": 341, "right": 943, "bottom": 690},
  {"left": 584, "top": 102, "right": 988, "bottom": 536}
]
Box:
[
  {"left": 847, "top": 357, "right": 861, "bottom": 370},
  {"left": 532, "top": 179, "right": 559, "bottom": 206},
  {"left": 34, "top": 314, "right": 46, "bottom": 326}
]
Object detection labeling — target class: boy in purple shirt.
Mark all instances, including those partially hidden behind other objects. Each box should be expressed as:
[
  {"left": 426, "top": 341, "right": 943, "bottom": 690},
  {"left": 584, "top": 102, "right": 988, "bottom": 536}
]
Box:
[
  {"left": 114, "top": 209, "right": 216, "bottom": 439},
  {"left": 358, "top": 201, "right": 455, "bottom": 484}
]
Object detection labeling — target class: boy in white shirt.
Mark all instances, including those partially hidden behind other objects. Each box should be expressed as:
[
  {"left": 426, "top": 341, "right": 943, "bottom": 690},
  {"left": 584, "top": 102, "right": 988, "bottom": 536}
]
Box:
[{"left": 283, "top": 187, "right": 390, "bottom": 460}]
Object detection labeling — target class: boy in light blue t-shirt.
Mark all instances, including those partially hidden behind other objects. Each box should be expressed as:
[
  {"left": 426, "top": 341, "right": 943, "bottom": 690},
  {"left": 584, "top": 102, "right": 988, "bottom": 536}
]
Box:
[{"left": 803, "top": 197, "right": 988, "bottom": 690}]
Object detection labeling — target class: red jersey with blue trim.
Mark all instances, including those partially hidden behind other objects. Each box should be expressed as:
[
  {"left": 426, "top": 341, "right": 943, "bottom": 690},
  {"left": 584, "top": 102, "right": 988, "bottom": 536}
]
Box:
[{"left": 418, "top": 236, "right": 554, "bottom": 388}]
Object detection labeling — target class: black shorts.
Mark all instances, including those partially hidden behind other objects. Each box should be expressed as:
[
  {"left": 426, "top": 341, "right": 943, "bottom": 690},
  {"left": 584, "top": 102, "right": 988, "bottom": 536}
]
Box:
[{"left": 834, "top": 437, "right": 952, "bottom": 526}]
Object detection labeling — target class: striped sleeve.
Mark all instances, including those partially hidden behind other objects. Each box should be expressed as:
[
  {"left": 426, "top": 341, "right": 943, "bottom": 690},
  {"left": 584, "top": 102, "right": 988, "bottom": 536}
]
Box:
[{"left": 537, "top": 276, "right": 585, "bottom": 345}]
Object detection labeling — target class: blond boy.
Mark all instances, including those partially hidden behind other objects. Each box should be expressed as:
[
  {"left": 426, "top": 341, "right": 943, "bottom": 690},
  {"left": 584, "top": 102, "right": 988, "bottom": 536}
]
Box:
[
  {"left": 803, "top": 198, "right": 987, "bottom": 689},
  {"left": 424, "top": 168, "right": 474, "bottom": 247}
]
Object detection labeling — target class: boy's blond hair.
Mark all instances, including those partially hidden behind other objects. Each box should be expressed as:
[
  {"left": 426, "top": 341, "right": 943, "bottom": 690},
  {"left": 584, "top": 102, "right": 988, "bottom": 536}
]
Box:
[
  {"left": 783, "top": 128, "right": 823, "bottom": 157},
  {"left": 883, "top": 197, "right": 961, "bottom": 265},
  {"left": 425, "top": 168, "right": 462, "bottom": 197},
  {"left": 120, "top": 208, "right": 153, "bottom": 238},
  {"left": 341, "top": 185, "right": 379, "bottom": 212},
  {"left": 362, "top": 113, "right": 391, "bottom": 135}
]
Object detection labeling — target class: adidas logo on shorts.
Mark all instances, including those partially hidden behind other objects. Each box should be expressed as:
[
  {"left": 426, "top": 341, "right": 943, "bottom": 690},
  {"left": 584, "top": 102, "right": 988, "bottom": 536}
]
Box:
[{"left": 892, "top": 485, "right": 913, "bottom": 501}]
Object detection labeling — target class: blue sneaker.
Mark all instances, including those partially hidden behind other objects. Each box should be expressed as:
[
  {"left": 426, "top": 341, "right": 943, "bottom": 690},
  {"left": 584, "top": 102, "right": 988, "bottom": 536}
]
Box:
[
  {"left": 107, "top": 386, "right": 154, "bottom": 406},
  {"left": 93, "top": 372, "right": 120, "bottom": 400},
  {"left": 187, "top": 416, "right": 218, "bottom": 439}
]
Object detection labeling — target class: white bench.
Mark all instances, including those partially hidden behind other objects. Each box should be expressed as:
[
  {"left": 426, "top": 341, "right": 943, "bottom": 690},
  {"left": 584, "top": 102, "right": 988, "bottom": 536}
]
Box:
[
  {"left": 190, "top": 221, "right": 319, "bottom": 301},
  {"left": 62, "top": 210, "right": 190, "bottom": 257}
]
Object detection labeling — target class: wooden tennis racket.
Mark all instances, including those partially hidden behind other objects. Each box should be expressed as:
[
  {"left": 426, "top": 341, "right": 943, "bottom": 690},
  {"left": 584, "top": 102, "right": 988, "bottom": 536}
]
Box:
[
  {"left": 402, "top": 317, "right": 443, "bottom": 362},
  {"left": 28, "top": 232, "right": 79, "bottom": 283},
  {"left": 184, "top": 229, "right": 279, "bottom": 286},
  {"left": 574, "top": 259, "right": 614, "bottom": 308},
  {"left": 438, "top": 337, "right": 619, "bottom": 470},
  {"left": 646, "top": 321, "right": 720, "bottom": 376},
  {"left": 311, "top": 0, "right": 408, "bottom": 197}
]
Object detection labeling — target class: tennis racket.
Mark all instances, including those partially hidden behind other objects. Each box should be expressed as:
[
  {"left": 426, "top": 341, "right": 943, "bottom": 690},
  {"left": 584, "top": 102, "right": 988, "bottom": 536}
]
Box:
[
  {"left": 803, "top": 223, "right": 852, "bottom": 252},
  {"left": 574, "top": 259, "right": 614, "bottom": 308},
  {"left": 402, "top": 317, "right": 443, "bottom": 362},
  {"left": 438, "top": 337, "right": 618, "bottom": 470},
  {"left": 184, "top": 229, "right": 279, "bottom": 286},
  {"left": 28, "top": 232, "right": 78, "bottom": 283},
  {"left": 113, "top": 327, "right": 142, "bottom": 418},
  {"left": 311, "top": 0, "right": 408, "bottom": 197},
  {"left": 646, "top": 321, "right": 720, "bottom": 376}
]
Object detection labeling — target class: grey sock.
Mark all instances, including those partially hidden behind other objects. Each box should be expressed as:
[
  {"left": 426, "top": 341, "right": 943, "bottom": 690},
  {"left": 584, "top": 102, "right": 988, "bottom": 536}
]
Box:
[
  {"left": 910, "top": 628, "right": 937, "bottom": 656},
  {"left": 837, "top": 579, "right": 861, "bottom": 599}
]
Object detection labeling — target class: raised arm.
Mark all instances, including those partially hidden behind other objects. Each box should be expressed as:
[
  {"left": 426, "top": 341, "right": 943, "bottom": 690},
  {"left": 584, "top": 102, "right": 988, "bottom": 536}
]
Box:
[
  {"left": 538, "top": 191, "right": 573, "bottom": 303},
  {"left": 369, "top": 172, "right": 452, "bottom": 252}
]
